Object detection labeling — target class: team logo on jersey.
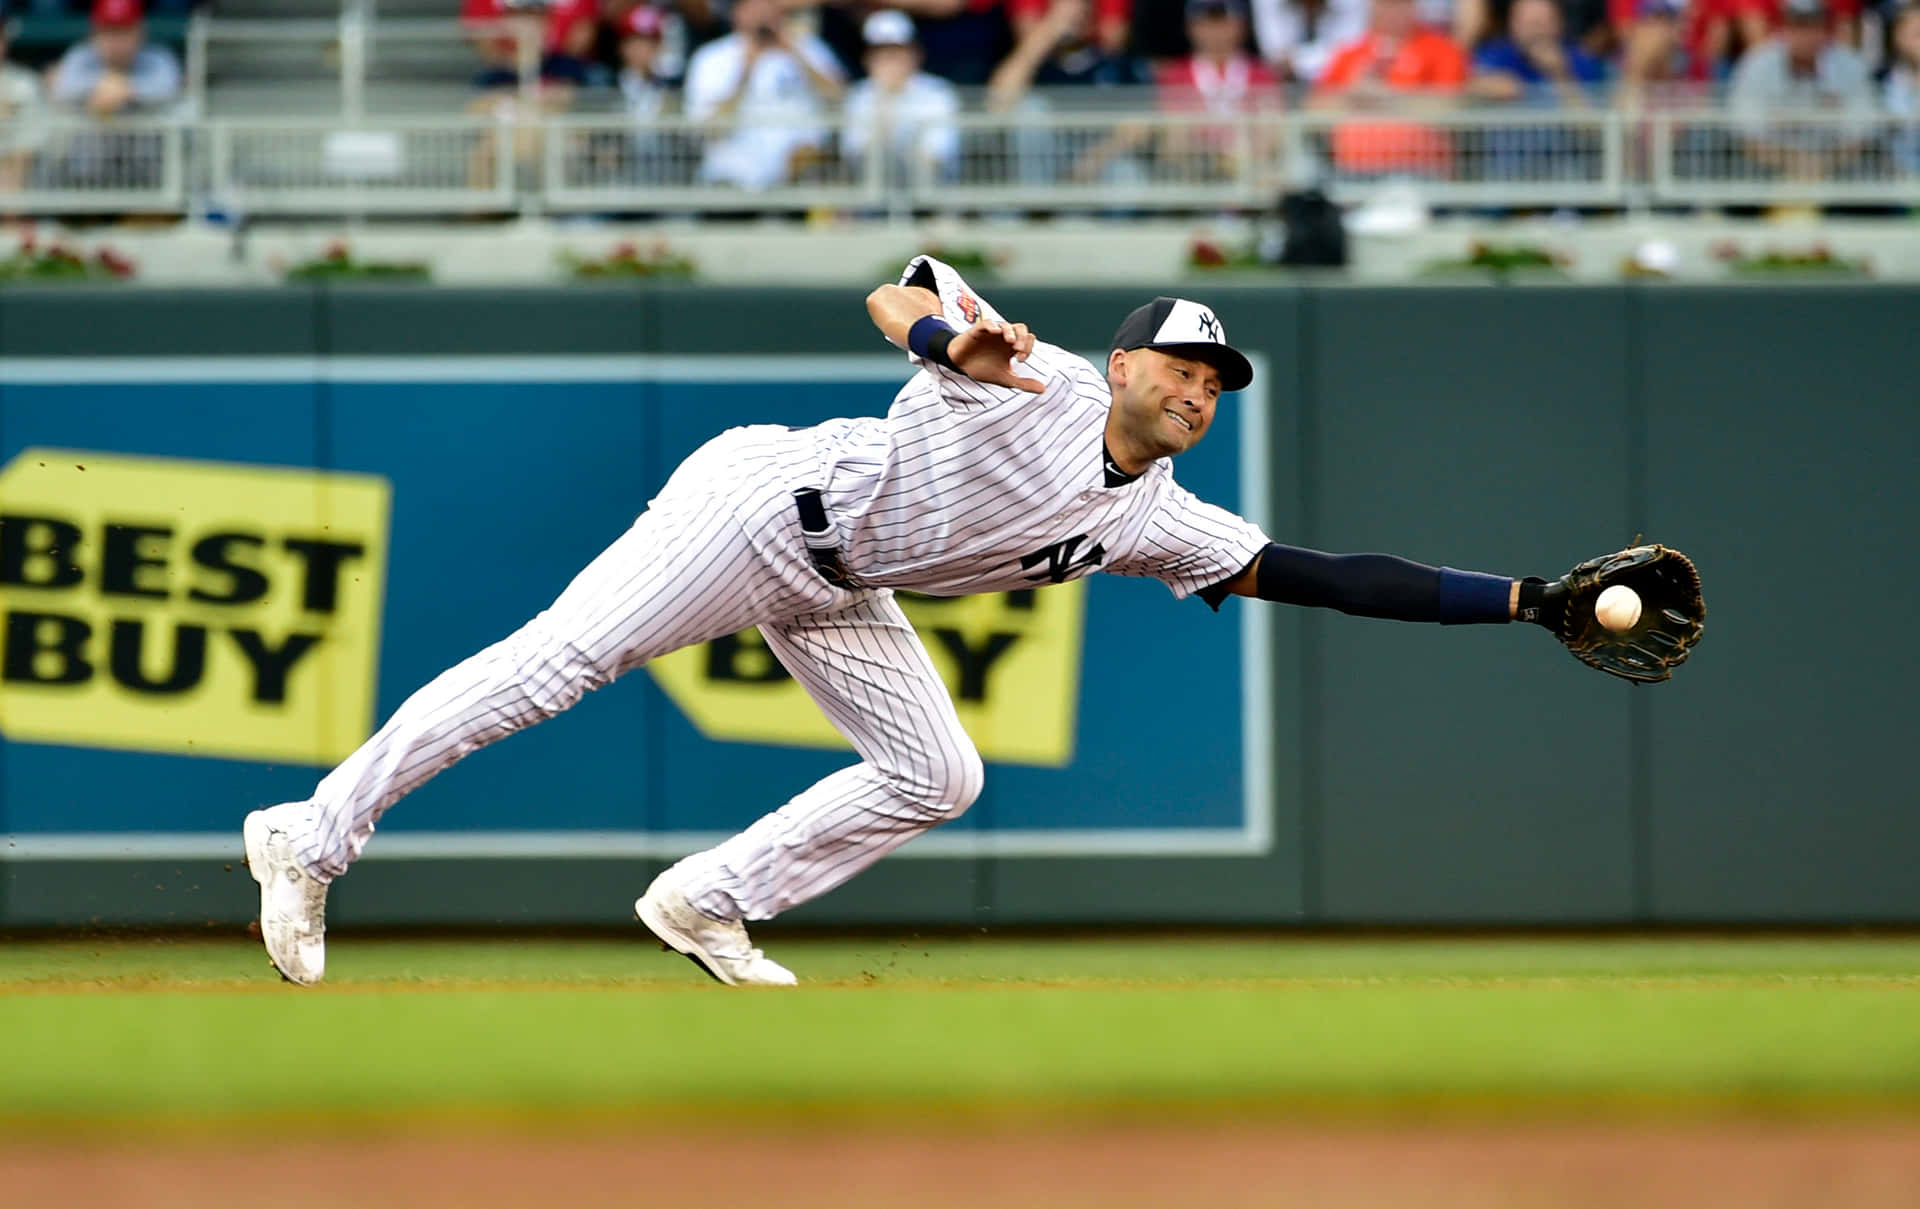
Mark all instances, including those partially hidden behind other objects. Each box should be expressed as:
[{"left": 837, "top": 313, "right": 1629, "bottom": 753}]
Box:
[
  {"left": 1020, "top": 534, "right": 1107, "bottom": 584},
  {"left": 0, "top": 449, "right": 391, "bottom": 765},
  {"left": 647, "top": 583, "right": 1087, "bottom": 767},
  {"left": 956, "top": 292, "right": 980, "bottom": 324}
]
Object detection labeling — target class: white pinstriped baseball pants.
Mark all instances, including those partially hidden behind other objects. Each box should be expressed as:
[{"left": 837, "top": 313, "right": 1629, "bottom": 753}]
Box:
[{"left": 279, "top": 434, "right": 983, "bottom": 923}]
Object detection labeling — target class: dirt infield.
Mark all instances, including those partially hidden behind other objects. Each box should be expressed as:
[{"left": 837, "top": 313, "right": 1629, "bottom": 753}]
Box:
[{"left": 6, "top": 1120, "right": 1920, "bottom": 1209}]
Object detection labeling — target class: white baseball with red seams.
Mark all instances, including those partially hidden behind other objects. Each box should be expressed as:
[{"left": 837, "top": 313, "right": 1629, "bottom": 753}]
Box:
[{"left": 249, "top": 255, "right": 1267, "bottom": 981}]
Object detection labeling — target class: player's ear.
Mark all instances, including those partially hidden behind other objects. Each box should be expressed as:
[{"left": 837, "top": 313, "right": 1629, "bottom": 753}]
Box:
[{"left": 1107, "top": 349, "right": 1127, "bottom": 388}]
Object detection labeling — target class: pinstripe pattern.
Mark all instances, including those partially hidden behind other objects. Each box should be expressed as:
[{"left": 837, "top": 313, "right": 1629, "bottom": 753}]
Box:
[
  {"left": 270, "top": 277, "right": 1270, "bottom": 924},
  {"left": 285, "top": 460, "right": 840, "bottom": 880},
  {"left": 671, "top": 592, "right": 982, "bottom": 921}
]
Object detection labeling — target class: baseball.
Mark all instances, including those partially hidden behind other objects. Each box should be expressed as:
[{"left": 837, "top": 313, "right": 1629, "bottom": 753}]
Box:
[{"left": 1595, "top": 585, "right": 1642, "bottom": 632}]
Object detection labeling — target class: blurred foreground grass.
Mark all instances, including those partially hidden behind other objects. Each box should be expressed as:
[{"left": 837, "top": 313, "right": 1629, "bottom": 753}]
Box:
[{"left": 4, "top": 934, "right": 1920, "bottom": 1130}]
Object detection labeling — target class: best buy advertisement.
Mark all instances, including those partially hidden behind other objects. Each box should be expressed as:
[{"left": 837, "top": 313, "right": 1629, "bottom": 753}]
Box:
[
  {"left": 0, "top": 449, "right": 390, "bottom": 763},
  {"left": 650, "top": 585, "right": 1084, "bottom": 767}
]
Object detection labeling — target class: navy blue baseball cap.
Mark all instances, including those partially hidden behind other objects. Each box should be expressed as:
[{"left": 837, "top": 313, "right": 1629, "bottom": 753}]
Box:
[{"left": 1110, "top": 296, "right": 1254, "bottom": 392}]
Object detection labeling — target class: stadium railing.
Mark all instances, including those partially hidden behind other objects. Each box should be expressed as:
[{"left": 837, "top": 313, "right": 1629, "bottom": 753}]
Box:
[
  {"left": 1, "top": 109, "right": 1914, "bottom": 217},
  {"left": 207, "top": 116, "right": 514, "bottom": 215},
  {"left": 0, "top": 117, "right": 187, "bottom": 214},
  {"left": 1647, "top": 108, "right": 1920, "bottom": 206}
]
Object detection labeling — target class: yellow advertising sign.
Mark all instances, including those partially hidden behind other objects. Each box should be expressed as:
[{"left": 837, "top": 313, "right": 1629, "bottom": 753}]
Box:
[
  {"left": 0, "top": 449, "right": 390, "bottom": 765},
  {"left": 648, "top": 584, "right": 1085, "bottom": 767}
]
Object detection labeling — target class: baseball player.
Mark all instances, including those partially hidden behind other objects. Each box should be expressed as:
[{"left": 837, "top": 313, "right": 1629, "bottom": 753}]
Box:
[{"left": 244, "top": 256, "right": 1702, "bottom": 987}]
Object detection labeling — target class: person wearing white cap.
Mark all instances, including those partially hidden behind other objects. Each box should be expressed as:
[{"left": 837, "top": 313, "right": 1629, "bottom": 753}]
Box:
[{"left": 841, "top": 11, "right": 961, "bottom": 187}]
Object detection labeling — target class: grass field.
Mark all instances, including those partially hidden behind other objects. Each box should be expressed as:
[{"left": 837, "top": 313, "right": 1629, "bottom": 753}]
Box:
[
  {"left": 6, "top": 932, "right": 1920, "bottom": 1126},
  {"left": 6, "top": 932, "right": 1920, "bottom": 1207}
]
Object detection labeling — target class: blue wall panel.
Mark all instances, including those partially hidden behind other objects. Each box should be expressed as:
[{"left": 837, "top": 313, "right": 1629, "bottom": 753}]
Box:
[{"left": 2, "top": 361, "right": 1255, "bottom": 854}]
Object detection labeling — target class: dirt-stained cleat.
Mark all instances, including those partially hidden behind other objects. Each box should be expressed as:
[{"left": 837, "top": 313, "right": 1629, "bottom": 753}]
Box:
[
  {"left": 243, "top": 808, "right": 328, "bottom": 987},
  {"left": 635, "top": 874, "right": 796, "bottom": 987}
]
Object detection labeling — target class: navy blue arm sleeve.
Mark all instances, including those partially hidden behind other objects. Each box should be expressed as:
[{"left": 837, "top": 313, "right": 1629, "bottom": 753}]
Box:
[{"left": 1197, "top": 543, "right": 1514, "bottom": 625}]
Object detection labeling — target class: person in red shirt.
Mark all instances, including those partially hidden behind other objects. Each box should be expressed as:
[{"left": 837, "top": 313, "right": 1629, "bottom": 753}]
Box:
[
  {"left": 1311, "top": 0, "right": 1467, "bottom": 176},
  {"left": 1157, "top": 0, "right": 1282, "bottom": 178},
  {"left": 461, "top": 0, "right": 600, "bottom": 202},
  {"left": 463, "top": 0, "right": 601, "bottom": 91},
  {"left": 1159, "top": 0, "right": 1282, "bottom": 109}
]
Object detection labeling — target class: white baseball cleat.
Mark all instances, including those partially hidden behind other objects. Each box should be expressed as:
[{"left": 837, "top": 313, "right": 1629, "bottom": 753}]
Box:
[
  {"left": 635, "top": 874, "right": 797, "bottom": 988},
  {"left": 243, "top": 808, "right": 328, "bottom": 987}
]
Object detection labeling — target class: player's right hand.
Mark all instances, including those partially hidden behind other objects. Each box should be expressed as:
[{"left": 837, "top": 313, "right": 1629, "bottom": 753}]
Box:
[{"left": 949, "top": 319, "right": 1046, "bottom": 394}]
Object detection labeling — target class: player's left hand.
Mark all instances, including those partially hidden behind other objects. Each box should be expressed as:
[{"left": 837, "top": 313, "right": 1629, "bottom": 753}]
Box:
[
  {"left": 1520, "top": 544, "right": 1705, "bottom": 683},
  {"left": 949, "top": 319, "right": 1046, "bottom": 394}
]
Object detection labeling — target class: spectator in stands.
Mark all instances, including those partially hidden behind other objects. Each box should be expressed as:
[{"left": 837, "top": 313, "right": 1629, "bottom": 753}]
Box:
[
  {"left": 49, "top": 0, "right": 180, "bottom": 118},
  {"left": 1715, "top": 0, "right": 1865, "bottom": 60},
  {"left": 1010, "top": 0, "right": 1132, "bottom": 52},
  {"left": 893, "top": 0, "right": 1012, "bottom": 86},
  {"left": 1, "top": 13, "right": 46, "bottom": 200},
  {"left": 683, "top": 0, "right": 845, "bottom": 190},
  {"left": 841, "top": 10, "right": 961, "bottom": 185},
  {"left": 1452, "top": 0, "right": 1611, "bottom": 56},
  {"left": 1247, "top": 0, "right": 1368, "bottom": 83},
  {"left": 595, "top": 0, "right": 705, "bottom": 83},
  {"left": 1163, "top": 0, "right": 1283, "bottom": 102},
  {"left": 1311, "top": 0, "right": 1469, "bottom": 177},
  {"left": 1466, "top": 0, "right": 1605, "bottom": 183},
  {"left": 618, "top": 1, "right": 678, "bottom": 104},
  {"left": 463, "top": 0, "right": 601, "bottom": 94},
  {"left": 604, "top": 3, "right": 684, "bottom": 184},
  {"left": 1886, "top": 2, "right": 1919, "bottom": 174},
  {"left": 1615, "top": 0, "right": 1692, "bottom": 104},
  {"left": 1153, "top": 0, "right": 1282, "bottom": 177},
  {"left": 986, "top": 0, "right": 1154, "bottom": 190},
  {"left": 987, "top": 0, "right": 1152, "bottom": 100},
  {"left": 1468, "top": 0, "right": 1605, "bottom": 103},
  {"left": 1605, "top": 0, "right": 1853, "bottom": 92},
  {"left": 1728, "top": 0, "right": 1877, "bottom": 179},
  {"left": 45, "top": 0, "right": 180, "bottom": 191},
  {"left": 463, "top": 0, "right": 598, "bottom": 199}
]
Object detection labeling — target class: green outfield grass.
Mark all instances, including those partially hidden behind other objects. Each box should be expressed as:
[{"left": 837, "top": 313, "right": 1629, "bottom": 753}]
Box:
[{"left": 4, "top": 934, "right": 1920, "bottom": 1131}]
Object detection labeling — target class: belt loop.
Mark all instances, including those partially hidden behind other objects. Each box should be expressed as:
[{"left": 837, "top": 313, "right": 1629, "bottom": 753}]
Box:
[{"left": 793, "top": 488, "right": 856, "bottom": 589}]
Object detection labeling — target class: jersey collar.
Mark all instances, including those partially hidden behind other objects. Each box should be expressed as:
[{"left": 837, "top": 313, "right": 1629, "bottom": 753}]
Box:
[{"left": 1101, "top": 439, "right": 1144, "bottom": 489}]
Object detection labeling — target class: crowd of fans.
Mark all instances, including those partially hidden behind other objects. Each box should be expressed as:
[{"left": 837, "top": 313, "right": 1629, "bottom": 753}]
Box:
[
  {"left": 0, "top": 0, "right": 1915, "bottom": 196},
  {"left": 443, "top": 0, "right": 1920, "bottom": 189}
]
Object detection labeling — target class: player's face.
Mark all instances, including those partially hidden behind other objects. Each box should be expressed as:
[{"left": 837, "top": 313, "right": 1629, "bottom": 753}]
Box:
[{"left": 1113, "top": 349, "right": 1219, "bottom": 459}]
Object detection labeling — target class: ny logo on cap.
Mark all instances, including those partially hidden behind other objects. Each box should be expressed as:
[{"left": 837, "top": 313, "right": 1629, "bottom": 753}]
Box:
[{"left": 1196, "top": 310, "right": 1221, "bottom": 341}]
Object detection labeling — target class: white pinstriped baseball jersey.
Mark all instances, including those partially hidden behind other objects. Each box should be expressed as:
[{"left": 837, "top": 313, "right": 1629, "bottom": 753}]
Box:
[
  {"left": 721, "top": 342, "right": 1269, "bottom": 601},
  {"left": 262, "top": 256, "right": 1271, "bottom": 960},
  {"left": 715, "top": 254, "right": 1270, "bottom": 602}
]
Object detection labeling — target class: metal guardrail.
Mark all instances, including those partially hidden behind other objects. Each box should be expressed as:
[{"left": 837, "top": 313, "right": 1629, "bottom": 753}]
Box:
[
  {"left": 208, "top": 117, "right": 513, "bottom": 215},
  {"left": 0, "top": 118, "right": 187, "bottom": 214},
  {"left": 1, "top": 109, "right": 1915, "bottom": 217},
  {"left": 1648, "top": 109, "right": 1920, "bottom": 206},
  {"left": 541, "top": 113, "right": 886, "bottom": 214}
]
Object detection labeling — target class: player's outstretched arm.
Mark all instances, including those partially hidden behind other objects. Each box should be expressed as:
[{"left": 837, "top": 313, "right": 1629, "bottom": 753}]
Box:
[
  {"left": 1211, "top": 542, "right": 1705, "bottom": 682},
  {"left": 1213, "top": 544, "right": 1518, "bottom": 622},
  {"left": 865, "top": 283, "right": 1045, "bottom": 394}
]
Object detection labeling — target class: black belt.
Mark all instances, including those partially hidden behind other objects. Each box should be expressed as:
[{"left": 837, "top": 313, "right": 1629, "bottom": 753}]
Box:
[{"left": 793, "top": 488, "right": 857, "bottom": 589}]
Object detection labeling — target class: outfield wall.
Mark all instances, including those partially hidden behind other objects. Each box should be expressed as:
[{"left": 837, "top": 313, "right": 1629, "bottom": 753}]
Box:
[{"left": 2, "top": 283, "right": 1914, "bottom": 927}]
